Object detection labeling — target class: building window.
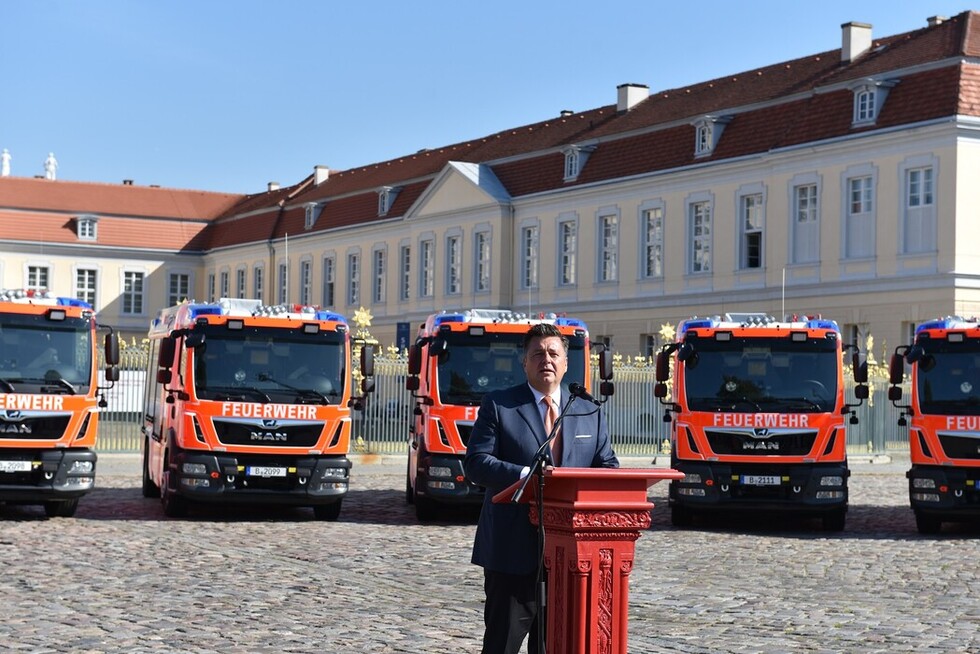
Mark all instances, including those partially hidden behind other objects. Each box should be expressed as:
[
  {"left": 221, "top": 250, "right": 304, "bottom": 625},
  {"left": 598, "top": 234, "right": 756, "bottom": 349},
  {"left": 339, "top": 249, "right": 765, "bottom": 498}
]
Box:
[
  {"left": 207, "top": 273, "right": 215, "bottom": 301},
  {"left": 521, "top": 226, "right": 539, "bottom": 289},
  {"left": 904, "top": 166, "right": 936, "bottom": 254},
  {"left": 854, "top": 89, "right": 875, "bottom": 122},
  {"left": 236, "top": 268, "right": 246, "bottom": 299},
  {"left": 373, "top": 249, "right": 386, "bottom": 304},
  {"left": 278, "top": 262, "right": 288, "bottom": 303},
  {"left": 420, "top": 239, "right": 434, "bottom": 298},
  {"left": 299, "top": 260, "right": 312, "bottom": 305},
  {"left": 689, "top": 201, "right": 712, "bottom": 273},
  {"left": 561, "top": 145, "right": 594, "bottom": 182},
  {"left": 559, "top": 220, "right": 577, "bottom": 286},
  {"left": 641, "top": 334, "right": 658, "bottom": 358},
  {"left": 168, "top": 273, "right": 189, "bottom": 307},
  {"left": 253, "top": 265, "right": 263, "bottom": 301},
  {"left": 475, "top": 232, "right": 491, "bottom": 293},
  {"left": 322, "top": 257, "right": 335, "bottom": 307},
  {"left": 695, "top": 124, "right": 711, "bottom": 155},
  {"left": 77, "top": 216, "right": 98, "bottom": 241},
  {"left": 122, "top": 271, "right": 144, "bottom": 315},
  {"left": 446, "top": 236, "right": 461, "bottom": 295},
  {"left": 598, "top": 213, "right": 618, "bottom": 282},
  {"left": 692, "top": 115, "right": 730, "bottom": 157},
  {"left": 75, "top": 268, "right": 97, "bottom": 307},
  {"left": 304, "top": 203, "right": 319, "bottom": 230},
  {"left": 27, "top": 265, "right": 49, "bottom": 291},
  {"left": 792, "top": 183, "right": 819, "bottom": 263},
  {"left": 641, "top": 207, "right": 664, "bottom": 278},
  {"left": 219, "top": 271, "right": 229, "bottom": 298},
  {"left": 378, "top": 186, "right": 401, "bottom": 216},
  {"left": 851, "top": 79, "right": 896, "bottom": 126},
  {"left": 347, "top": 253, "right": 360, "bottom": 306},
  {"left": 846, "top": 176, "right": 874, "bottom": 258},
  {"left": 399, "top": 246, "right": 411, "bottom": 301},
  {"left": 740, "top": 193, "right": 764, "bottom": 270}
]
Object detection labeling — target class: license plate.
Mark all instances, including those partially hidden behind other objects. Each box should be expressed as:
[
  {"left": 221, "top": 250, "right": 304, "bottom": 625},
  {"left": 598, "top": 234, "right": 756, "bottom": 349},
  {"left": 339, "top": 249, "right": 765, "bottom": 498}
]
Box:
[
  {"left": 0, "top": 460, "right": 32, "bottom": 473},
  {"left": 246, "top": 466, "right": 287, "bottom": 478},
  {"left": 741, "top": 475, "right": 781, "bottom": 486}
]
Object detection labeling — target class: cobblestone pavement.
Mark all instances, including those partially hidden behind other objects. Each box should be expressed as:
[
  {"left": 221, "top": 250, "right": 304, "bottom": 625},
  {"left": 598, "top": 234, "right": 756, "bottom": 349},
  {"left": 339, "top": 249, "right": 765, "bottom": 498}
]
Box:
[{"left": 1, "top": 454, "right": 978, "bottom": 653}]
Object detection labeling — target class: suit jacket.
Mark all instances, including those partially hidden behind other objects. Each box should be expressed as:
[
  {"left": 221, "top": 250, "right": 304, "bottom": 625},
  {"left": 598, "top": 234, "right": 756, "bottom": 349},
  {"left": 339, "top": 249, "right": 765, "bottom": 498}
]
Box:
[{"left": 464, "top": 382, "right": 619, "bottom": 575}]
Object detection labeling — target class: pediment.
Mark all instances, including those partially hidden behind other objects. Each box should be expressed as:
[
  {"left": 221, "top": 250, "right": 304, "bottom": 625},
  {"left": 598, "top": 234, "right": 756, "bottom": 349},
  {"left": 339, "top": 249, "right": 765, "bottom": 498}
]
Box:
[{"left": 407, "top": 161, "right": 510, "bottom": 219}]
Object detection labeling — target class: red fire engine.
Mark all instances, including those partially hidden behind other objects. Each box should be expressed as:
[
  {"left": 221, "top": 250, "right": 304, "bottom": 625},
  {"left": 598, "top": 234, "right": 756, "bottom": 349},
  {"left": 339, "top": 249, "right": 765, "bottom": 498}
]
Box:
[
  {"left": 888, "top": 317, "right": 980, "bottom": 533},
  {"left": 0, "top": 289, "right": 119, "bottom": 517},
  {"left": 405, "top": 309, "right": 611, "bottom": 521},
  {"left": 142, "top": 298, "right": 374, "bottom": 519},
  {"left": 655, "top": 313, "right": 868, "bottom": 531}
]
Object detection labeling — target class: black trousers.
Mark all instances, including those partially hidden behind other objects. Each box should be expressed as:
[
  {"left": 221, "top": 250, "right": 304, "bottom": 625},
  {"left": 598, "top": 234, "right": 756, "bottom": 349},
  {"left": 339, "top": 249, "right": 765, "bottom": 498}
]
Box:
[{"left": 481, "top": 568, "right": 543, "bottom": 654}]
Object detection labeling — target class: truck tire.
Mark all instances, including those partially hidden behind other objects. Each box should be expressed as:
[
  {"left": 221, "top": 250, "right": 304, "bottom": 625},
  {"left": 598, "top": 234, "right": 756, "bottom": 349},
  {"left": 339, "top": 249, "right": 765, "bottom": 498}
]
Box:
[
  {"left": 44, "top": 499, "right": 78, "bottom": 518},
  {"left": 141, "top": 439, "right": 160, "bottom": 498},
  {"left": 161, "top": 449, "right": 188, "bottom": 518},
  {"left": 915, "top": 512, "right": 941, "bottom": 535},
  {"left": 313, "top": 500, "right": 342, "bottom": 521},
  {"left": 405, "top": 456, "right": 415, "bottom": 505}
]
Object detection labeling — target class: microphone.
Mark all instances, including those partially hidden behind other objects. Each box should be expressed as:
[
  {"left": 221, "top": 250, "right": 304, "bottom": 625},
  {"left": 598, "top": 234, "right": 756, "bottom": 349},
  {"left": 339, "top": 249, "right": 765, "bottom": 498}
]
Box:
[{"left": 569, "top": 382, "right": 601, "bottom": 406}]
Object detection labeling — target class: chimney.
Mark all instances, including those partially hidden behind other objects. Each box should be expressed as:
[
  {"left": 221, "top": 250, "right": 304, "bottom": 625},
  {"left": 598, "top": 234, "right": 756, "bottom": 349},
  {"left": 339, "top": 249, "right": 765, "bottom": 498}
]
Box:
[
  {"left": 268, "top": 181, "right": 280, "bottom": 192},
  {"left": 559, "top": 109, "right": 574, "bottom": 117},
  {"left": 122, "top": 179, "right": 133, "bottom": 186},
  {"left": 927, "top": 16, "right": 947, "bottom": 27},
  {"left": 841, "top": 22, "right": 872, "bottom": 63},
  {"left": 314, "top": 165, "right": 329, "bottom": 186},
  {"left": 617, "top": 83, "right": 649, "bottom": 112}
]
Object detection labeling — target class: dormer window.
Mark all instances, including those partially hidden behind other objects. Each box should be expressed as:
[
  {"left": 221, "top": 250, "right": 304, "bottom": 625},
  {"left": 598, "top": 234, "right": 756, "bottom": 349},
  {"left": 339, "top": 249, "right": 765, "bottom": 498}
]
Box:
[
  {"left": 76, "top": 215, "right": 98, "bottom": 241},
  {"left": 561, "top": 144, "right": 595, "bottom": 182},
  {"left": 692, "top": 115, "right": 731, "bottom": 157},
  {"left": 851, "top": 78, "right": 897, "bottom": 126},
  {"left": 378, "top": 186, "right": 401, "bottom": 216},
  {"left": 304, "top": 202, "right": 321, "bottom": 230}
]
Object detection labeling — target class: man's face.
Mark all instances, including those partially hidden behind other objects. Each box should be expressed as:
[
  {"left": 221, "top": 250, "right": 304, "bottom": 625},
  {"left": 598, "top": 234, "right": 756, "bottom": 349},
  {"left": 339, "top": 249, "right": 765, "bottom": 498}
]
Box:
[{"left": 522, "top": 335, "right": 567, "bottom": 394}]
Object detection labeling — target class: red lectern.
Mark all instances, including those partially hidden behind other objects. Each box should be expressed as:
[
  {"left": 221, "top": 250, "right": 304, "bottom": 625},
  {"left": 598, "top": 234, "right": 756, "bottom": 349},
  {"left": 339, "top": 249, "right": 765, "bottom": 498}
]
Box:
[{"left": 494, "top": 467, "right": 682, "bottom": 654}]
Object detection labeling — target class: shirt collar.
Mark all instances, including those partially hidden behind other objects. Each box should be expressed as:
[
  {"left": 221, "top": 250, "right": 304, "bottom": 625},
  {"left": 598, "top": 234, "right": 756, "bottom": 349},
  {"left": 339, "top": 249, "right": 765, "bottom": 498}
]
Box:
[{"left": 528, "top": 384, "right": 561, "bottom": 407}]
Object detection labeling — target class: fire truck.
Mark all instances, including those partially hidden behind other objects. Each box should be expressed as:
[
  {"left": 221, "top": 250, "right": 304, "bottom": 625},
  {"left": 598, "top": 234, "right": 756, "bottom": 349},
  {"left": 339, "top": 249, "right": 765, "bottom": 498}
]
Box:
[
  {"left": 887, "top": 317, "right": 980, "bottom": 533},
  {"left": 654, "top": 313, "right": 868, "bottom": 531},
  {"left": 0, "top": 289, "right": 120, "bottom": 517},
  {"left": 405, "top": 309, "right": 612, "bottom": 521},
  {"left": 142, "top": 298, "right": 374, "bottom": 520}
]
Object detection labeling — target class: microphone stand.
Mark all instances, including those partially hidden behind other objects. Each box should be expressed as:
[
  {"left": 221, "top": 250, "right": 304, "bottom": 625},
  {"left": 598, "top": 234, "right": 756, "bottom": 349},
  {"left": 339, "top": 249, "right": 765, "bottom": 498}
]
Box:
[{"left": 511, "top": 392, "right": 579, "bottom": 654}]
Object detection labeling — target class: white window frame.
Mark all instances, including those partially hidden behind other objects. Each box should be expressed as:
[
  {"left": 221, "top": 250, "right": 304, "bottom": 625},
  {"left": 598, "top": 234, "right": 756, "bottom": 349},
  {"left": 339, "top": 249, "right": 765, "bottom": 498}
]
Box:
[
  {"left": 207, "top": 273, "right": 216, "bottom": 302},
  {"left": 253, "top": 265, "right": 264, "bottom": 302},
  {"left": 446, "top": 234, "right": 462, "bottom": 295},
  {"left": 737, "top": 186, "right": 765, "bottom": 270},
  {"left": 686, "top": 195, "right": 713, "bottom": 274},
  {"left": 399, "top": 244, "right": 411, "bottom": 301},
  {"left": 900, "top": 156, "right": 937, "bottom": 255},
  {"left": 74, "top": 267, "right": 98, "bottom": 307},
  {"left": 419, "top": 238, "right": 435, "bottom": 298},
  {"left": 299, "top": 259, "right": 312, "bottom": 305},
  {"left": 219, "top": 270, "right": 230, "bottom": 298},
  {"left": 790, "top": 175, "right": 820, "bottom": 264},
  {"left": 168, "top": 272, "right": 190, "bottom": 307},
  {"left": 520, "top": 223, "right": 539, "bottom": 290},
  {"left": 474, "top": 230, "right": 491, "bottom": 293},
  {"left": 842, "top": 164, "right": 877, "bottom": 260},
  {"left": 121, "top": 270, "right": 146, "bottom": 315},
  {"left": 558, "top": 217, "right": 577, "bottom": 286},
  {"left": 639, "top": 202, "right": 664, "bottom": 279},
  {"left": 236, "top": 267, "right": 246, "bottom": 299},
  {"left": 851, "top": 79, "right": 896, "bottom": 126},
  {"left": 77, "top": 215, "right": 98, "bottom": 241},
  {"left": 322, "top": 256, "right": 335, "bottom": 307},
  {"left": 304, "top": 203, "right": 319, "bottom": 230},
  {"left": 278, "top": 262, "right": 288, "bottom": 303},
  {"left": 372, "top": 248, "right": 386, "bottom": 304},
  {"left": 347, "top": 251, "right": 360, "bottom": 306},
  {"left": 26, "top": 265, "right": 49, "bottom": 291},
  {"left": 597, "top": 209, "right": 619, "bottom": 283}
]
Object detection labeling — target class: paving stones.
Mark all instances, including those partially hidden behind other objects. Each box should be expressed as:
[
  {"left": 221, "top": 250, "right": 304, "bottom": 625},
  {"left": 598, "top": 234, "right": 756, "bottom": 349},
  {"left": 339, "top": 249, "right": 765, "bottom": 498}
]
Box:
[{"left": 0, "top": 455, "right": 977, "bottom": 653}]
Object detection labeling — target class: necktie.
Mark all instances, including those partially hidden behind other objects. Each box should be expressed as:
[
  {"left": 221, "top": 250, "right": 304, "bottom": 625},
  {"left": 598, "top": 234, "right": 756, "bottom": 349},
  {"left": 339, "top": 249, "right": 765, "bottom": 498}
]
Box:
[{"left": 543, "top": 396, "right": 561, "bottom": 465}]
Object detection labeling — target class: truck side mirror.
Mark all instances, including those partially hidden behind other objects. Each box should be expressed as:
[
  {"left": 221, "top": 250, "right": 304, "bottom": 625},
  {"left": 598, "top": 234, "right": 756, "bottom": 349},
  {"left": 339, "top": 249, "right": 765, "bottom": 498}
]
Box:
[
  {"left": 654, "top": 381, "right": 668, "bottom": 398},
  {"left": 361, "top": 377, "right": 376, "bottom": 394},
  {"left": 104, "top": 332, "right": 120, "bottom": 366},
  {"left": 105, "top": 366, "right": 120, "bottom": 383},
  {"left": 598, "top": 349, "right": 613, "bottom": 381},
  {"left": 406, "top": 376, "right": 419, "bottom": 392},
  {"left": 158, "top": 336, "right": 176, "bottom": 370},
  {"left": 854, "top": 384, "right": 869, "bottom": 400},
  {"left": 407, "top": 343, "right": 422, "bottom": 376},
  {"left": 185, "top": 332, "right": 205, "bottom": 349},
  {"left": 156, "top": 368, "right": 172, "bottom": 384},
  {"left": 655, "top": 351, "right": 671, "bottom": 383},
  {"left": 852, "top": 351, "right": 868, "bottom": 384},
  {"left": 888, "top": 386, "right": 903, "bottom": 401},
  {"left": 429, "top": 337, "right": 447, "bottom": 358},
  {"left": 360, "top": 345, "right": 375, "bottom": 378},
  {"left": 888, "top": 353, "right": 905, "bottom": 385}
]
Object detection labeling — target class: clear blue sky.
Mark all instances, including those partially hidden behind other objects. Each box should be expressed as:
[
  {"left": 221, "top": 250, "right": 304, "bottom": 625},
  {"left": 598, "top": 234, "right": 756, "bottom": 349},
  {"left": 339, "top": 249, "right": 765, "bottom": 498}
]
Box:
[{"left": 0, "top": 1, "right": 971, "bottom": 194}]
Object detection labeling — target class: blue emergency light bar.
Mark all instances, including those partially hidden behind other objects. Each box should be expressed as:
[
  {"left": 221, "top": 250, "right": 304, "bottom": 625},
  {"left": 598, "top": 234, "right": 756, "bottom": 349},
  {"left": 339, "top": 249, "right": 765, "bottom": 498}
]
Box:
[
  {"left": 915, "top": 317, "right": 979, "bottom": 334},
  {"left": 56, "top": 297, "right": 94, "bottom": 310}
]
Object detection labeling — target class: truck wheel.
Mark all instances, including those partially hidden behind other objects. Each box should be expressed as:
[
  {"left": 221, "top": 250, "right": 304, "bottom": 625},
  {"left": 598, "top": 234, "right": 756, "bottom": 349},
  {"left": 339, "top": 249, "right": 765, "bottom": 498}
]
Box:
[
  {"left": 915, "top": 512, "right": 941, "bottom": 535},
  {"left": 141, "top": 440, "right": 160, "bottom": 498},
  {"left": 822, "top": 509, "right": 846, "bottom": 532},
  {"left": 405, "top": 457, "right": 414, "bottom": 505},
  {"left": 413, "top": 483, "right": 437, "bottom": 522},
  {"left": 313, "top": 501, "right": 342, "bottom": 521},
  {"left": 161, "top": 450, "right": 188, "bottom": 518},
  {"left": 670, "top": 505, "right": 693, "bottom": 527},
  {"left": 44, "top": 499, "right": 78, "bottom": 518}
]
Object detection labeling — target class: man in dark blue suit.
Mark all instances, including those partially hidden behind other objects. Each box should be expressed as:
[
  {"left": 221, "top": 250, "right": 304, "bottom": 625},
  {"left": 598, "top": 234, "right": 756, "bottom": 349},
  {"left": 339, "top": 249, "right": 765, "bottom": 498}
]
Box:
[{"left": 464, "top": 323, "right": 619, "bottom": 654}]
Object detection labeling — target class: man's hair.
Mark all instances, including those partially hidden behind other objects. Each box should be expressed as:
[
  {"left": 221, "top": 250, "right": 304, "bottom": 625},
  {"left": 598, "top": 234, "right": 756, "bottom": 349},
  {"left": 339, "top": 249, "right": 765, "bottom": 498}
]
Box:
[{"left": 522, "top": 322, "right": 569, "bottom": 356}]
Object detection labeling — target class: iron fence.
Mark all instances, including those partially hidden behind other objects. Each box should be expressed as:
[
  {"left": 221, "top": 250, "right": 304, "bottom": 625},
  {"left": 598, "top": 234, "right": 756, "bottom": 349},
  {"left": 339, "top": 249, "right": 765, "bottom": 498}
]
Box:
[{"left": 94, "top": 345, "right": 911, "bottom": 457}]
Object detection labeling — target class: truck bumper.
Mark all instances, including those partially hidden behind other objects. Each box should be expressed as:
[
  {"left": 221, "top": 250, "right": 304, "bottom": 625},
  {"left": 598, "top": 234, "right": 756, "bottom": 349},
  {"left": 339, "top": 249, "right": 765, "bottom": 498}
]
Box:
[
  {"left": 0, "top": 449, "right": 97, "bottom": 502},
  {"left": 168, "top": 451, "right": 350, "bottom": 506},
  {"left": 907, "top": 465, "right": 980, "bottom": 520},
  {"left": 416, "top": 452, "right": 484, "bottom": 506},
  {"left": 669, "top": 460, "right": 849, "bottom": 515}
]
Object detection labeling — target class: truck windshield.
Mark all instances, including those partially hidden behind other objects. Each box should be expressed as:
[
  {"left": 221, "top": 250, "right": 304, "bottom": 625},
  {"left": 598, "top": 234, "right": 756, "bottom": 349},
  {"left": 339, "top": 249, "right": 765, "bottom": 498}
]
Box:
[
  {"left": 435, "top": 331, "right": 587, "bottom": 406},
  {"left": 915, "top": 340, "right": 980, "bottom": 415},
  {"left": 682, "top": 336, "right": 839, "bottom": 413},
  {"left": 0, "top": 316, "right": 93, "bottom": 393},
  {"left": 193, "top": 326, "right": 347, "bottom": 404}
]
